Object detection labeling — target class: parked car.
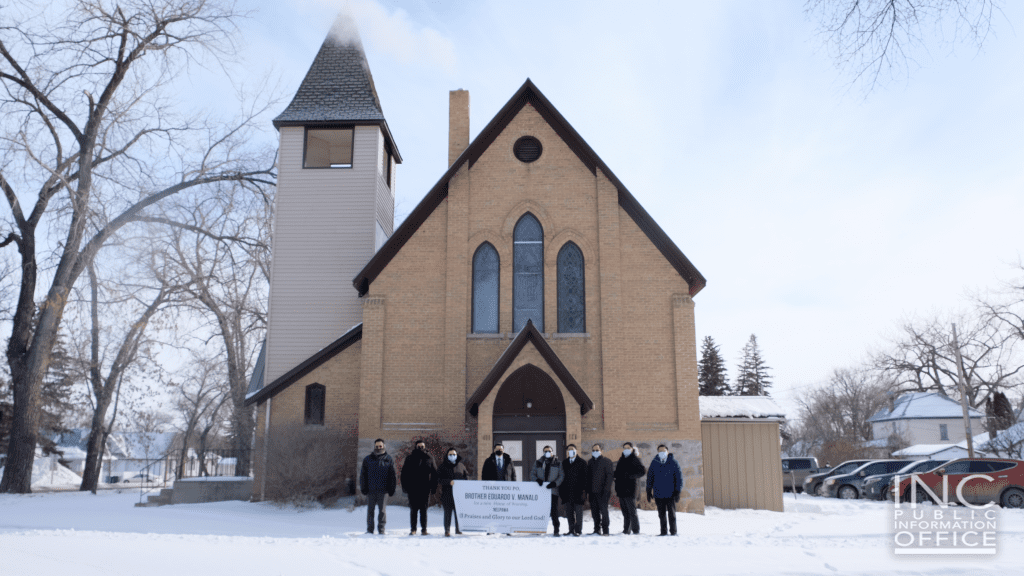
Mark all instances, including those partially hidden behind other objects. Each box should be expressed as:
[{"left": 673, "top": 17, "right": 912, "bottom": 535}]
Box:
[
  {"left": 892, "top": 458, "right": 1024, "bottom": 508},
  {"left": 823, "top": 460, "right": 905, "bottom": 499},
  {"left": 862, "top": 459, "right": 947, "bottom": 501},
  {"left": 802, "top": 459, "right": 873, "bottom": 496},
  {"left": 781, "top": 457, "right": 820, "bottom": 492}
]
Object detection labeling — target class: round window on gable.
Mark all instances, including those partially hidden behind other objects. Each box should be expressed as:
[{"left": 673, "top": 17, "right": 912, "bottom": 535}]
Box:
[{"left": 513, "top": 136, "right": 542, "bottom": 163}]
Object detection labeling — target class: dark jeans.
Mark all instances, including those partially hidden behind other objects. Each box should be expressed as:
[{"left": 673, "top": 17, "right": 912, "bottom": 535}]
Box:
[
  {"left": 367, "top": 492, "right": 388, "bottom": 533},
  {"left": 549, "top": 494, "right": 561, "bottom": 533},
  {"left": 564, "top": 501, "right": 583, "bottom": 535},
  {"left": 441, "top": 495, "right": 460, "bottom": 533},
  {"left": 409, "top": 494, "right": 428, "bottom": 532},
  {"left": 620, "top": 496, "right": 640, "bottom": 534},
  {"left": 655, "top": 498, "right": 677, "bottom": 535},
  {"left": 589, "top": 493, "right": 610, "bottom": 534}
]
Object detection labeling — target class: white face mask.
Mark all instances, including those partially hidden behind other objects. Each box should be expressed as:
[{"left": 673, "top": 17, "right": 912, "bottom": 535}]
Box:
[
  {"left": 448, "top": 455, "right": 457, "bottom": 463},
  {"left": 568, "top": 450, "right": 576, "bottom": 458},
  {"left": 658, "top": 451, "right": 668, "bottom": 461},
  {"left": 544, "top": 451, "right": 552, "bottom": 458},
  {"left": 592, "top": 450, "right": 601, "bottom": 458},
  {"left": 622, "top": 448, "right": 632, "bottom": 457}
]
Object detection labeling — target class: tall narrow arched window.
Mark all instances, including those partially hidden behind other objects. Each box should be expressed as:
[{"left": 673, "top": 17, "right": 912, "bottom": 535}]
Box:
[
  {"left": 513, "top": 213, "right": 544, "bottom": 332},
  {"left": 472, "top": 243, "right": 499, "bottom": 333},
  {"left": 557, "top": 242, "right": 585, "bottom": 333},
  {"left": 304, "top": 383, "right": 325, "bottom": 426}
]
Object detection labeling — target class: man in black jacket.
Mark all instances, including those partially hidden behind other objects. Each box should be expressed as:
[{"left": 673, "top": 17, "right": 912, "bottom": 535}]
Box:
[
  {"left": 359, "top": 439, "right": 397, "bottom": 534},
  {"left": 559, "top": 444, "right": 588, "bottom": 536},
  {"left": 586, "top": 443, "right": 614, "bottom": 536},
  {"left": 481, "top": 443, "right": 516, "bottom": 481},
  {"left": 400, "top": 439, "right": 438, "bottom": 536},
  {"left": 613, "top": 442, "right": 646, "bottom": 534}
]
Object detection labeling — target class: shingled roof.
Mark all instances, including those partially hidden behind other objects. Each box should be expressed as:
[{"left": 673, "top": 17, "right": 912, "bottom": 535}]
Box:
[{"left": 273, "top": 16, "right": 401, "bottom": 160}]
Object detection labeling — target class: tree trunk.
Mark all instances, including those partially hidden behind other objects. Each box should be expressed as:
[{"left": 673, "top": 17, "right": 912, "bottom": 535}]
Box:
[{"left": 80, "top": 394, "right": 113, "bottom": 492}]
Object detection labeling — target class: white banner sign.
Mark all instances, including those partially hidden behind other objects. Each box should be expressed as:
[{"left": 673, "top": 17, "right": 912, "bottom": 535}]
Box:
[{"left": 451, "top": 480, "right": 550, "bottom": 534}]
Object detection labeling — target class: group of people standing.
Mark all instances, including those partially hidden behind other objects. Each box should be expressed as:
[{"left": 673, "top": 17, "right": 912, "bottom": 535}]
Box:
[{"left": 359, "top": 439, "right": 683, "bottom": 537}]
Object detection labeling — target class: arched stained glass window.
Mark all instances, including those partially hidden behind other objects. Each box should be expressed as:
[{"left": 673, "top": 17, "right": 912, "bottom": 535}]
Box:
[
  {"left": 557, "top": 242, "right": 585, "bottom": 333},
  {"left": 472, "top": 243, "right": 499, "bottom": 333},
  {"left": 513, "top": 214, "right": 543, "bottom": 332}
]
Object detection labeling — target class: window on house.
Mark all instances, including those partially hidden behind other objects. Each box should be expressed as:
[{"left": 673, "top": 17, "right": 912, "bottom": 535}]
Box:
[
  {"left": 472, "top": 242, "right": 499, "bottom": 333},
  {"left": 939, "top": 424, "right": 948, "bottom": 441},
  {"left": 557, "top": 242, "right": 585, "bottom": 333},
  {"left": 304, "top": 128, "right": 353, "bottom": 168},
  {"left": 305, "top": 383, "right": 325, "bottom": 426},
  {"left": 513, "top": 213, "right": 543, "bottom": 332}
]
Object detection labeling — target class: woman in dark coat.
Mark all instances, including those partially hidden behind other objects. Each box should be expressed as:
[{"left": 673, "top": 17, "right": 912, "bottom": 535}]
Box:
[{"left": 437, "top": 447, "right": 470, "bottom": 536}]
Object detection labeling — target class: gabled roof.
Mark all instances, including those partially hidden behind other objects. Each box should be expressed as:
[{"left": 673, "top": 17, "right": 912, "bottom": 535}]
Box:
[
  {"left": 353, "top": 79, "right": 705, "bottom": 297},
  {"left": 699, "top": 395, "right": 786, "bottom": 420},
  {"left": 243, "top": 323, "right": 363, "bottom": 406},
  {"left": 867, "top": 392, "right": 984, "bottom": 423},
  {"left": 466, "top": 320, "right": 594, "bottom": 416},
  {"left": 273, "top": 16, "right": 401, "bottom": 162}
]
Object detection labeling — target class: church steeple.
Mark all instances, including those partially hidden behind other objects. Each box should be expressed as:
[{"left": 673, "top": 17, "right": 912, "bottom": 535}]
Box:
[{"left": 263, "top": 15, "right": 399, "bottom": 384}]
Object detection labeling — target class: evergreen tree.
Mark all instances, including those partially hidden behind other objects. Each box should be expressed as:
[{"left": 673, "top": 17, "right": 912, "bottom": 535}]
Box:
[
  {"left": 734, "top": 334, "right": 772, "bottom": 396},
  {"left": 985, "top": 391, "right": 1015, "bottom": 438},
  {"left": 698, "top": 336, "right": 730, "bottom": 396}
]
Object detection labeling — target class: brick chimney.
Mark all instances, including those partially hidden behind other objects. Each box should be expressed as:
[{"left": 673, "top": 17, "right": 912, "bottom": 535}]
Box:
[{"left": 448, "top": 89, "right": 469, "bottom": 167}]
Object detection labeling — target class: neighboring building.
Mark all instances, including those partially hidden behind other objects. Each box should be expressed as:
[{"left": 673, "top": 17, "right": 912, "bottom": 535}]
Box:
[
  {"left": 699, "top": 396, "right": 785, "bottom": 512},
  {"left": 892, "top": 442, "right": 988, "bottom": 461},
  {"left": 868, "top": 392, "right": 984, "bottom": 446},
  {"left": 247, "top": 19, "right": 712, "bottom": 513}
]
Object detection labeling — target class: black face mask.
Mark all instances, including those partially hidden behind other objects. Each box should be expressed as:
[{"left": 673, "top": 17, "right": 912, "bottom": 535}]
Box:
[
  {"left": 495, "top": 451, "right": 503, "bottom": 456},
  {"left": 416, "top": 446, "right": 426, "bottom": 452}
]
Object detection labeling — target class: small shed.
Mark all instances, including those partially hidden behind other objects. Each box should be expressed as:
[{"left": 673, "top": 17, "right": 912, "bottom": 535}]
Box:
[{"left": 700, "top": 396, "right": 786, "bottom": 512}]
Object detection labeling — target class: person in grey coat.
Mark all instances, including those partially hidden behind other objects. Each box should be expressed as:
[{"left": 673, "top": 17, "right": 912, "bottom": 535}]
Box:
[
  {"left": 530, "top": 445, "right": 564, "bottom": 536},
  {"left": 586, "top": 443, "right": 614, "bottom": 536}
]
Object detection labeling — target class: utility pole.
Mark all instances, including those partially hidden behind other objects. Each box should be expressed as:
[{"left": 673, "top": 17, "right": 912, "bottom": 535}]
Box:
[{"left": 951, "top": 323, "right": 975, "bottom": 458}]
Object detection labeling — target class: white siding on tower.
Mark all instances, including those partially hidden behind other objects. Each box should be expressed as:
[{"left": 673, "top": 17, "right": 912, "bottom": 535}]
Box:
[{"left": 266, "top": 125, "right": 389, "bottom": 382}]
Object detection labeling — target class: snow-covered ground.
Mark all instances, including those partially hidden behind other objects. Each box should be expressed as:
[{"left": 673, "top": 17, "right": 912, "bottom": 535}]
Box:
[{"left": 1, "top": 491, "right": 1022, "bottom": 576}]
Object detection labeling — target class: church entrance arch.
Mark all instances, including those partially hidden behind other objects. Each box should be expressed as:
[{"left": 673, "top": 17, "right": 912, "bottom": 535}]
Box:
[{"left": 491, "top": 364, "right": 566, "bottom": 481}]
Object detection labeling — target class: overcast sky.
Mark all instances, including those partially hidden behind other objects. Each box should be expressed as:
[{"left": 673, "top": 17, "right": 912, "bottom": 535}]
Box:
[{"left": 222, "top": 0, "right": 1024, "bottom": 419}]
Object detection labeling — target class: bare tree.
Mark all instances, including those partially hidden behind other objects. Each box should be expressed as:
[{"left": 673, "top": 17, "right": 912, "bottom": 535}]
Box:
[
  {"left": 0, "top": 0, "right": 275, "bottom": 492},
  {"left": 807, "top": 0, "right": 1003, "bottom": 92},
  {"left": 173, "top": 353, "right": 226, "bottom": 479},
  {"left": 75, "top": 257, "right": 182, "bottom": 492},
  {"left": 873, "top": 312, "right": 1024, "bottom": 408},
  {"left": 155, "top": 185, "right": 269, "bottom": 477},
  {"left": 793, "top": 367, "right": 892, "bottom": 463}
]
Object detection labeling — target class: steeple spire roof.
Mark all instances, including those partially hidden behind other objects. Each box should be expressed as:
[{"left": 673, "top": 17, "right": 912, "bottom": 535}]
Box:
[{"left": 273, "top": 15, "right": 386, "bottom": 127}]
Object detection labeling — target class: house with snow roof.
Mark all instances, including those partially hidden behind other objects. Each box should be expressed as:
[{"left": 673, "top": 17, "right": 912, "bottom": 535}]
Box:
[{"left": 868, "top": 392, "right": 984, "bottom": 447}]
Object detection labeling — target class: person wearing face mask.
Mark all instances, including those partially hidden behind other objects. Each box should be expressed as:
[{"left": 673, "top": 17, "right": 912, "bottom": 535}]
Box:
[
  {"left": 481, "top": 443, "right": 516, "bottom": 481},
  {"left": 645, "top": 444, "right": 682, "bottom": 536},
  {"left": 360, "top": 438, "right": 397, "bottom": 535},
  {"left": 613, "top": 442, "right": 646, "bottom": 535},
  {"left": 529, "top": 445, "right": 564, "bottom": 536},
  {"left": 586, "top": 444, "right": 614, "bottom": 536},
  {"left": 558, "top": 444, "right": 588, "bottom": 536},
  {"left": 400, "top": 439, "right": 438, "bottom": 536},
  {"left": 437, "top": 447, "right": 469, "bottom": 537}
]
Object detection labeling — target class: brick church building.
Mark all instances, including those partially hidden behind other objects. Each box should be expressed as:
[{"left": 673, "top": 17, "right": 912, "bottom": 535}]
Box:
[{"left": 245, "top": 22, "right": 710, "bottom": 514}]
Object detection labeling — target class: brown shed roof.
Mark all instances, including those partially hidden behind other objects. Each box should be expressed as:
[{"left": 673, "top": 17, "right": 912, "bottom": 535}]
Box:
[
  {"left": 466, "top": 320, "right": 594, "bottom": 417},
  {"left": 353, "top": 78, "right": 705, "bottom": 297}
]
